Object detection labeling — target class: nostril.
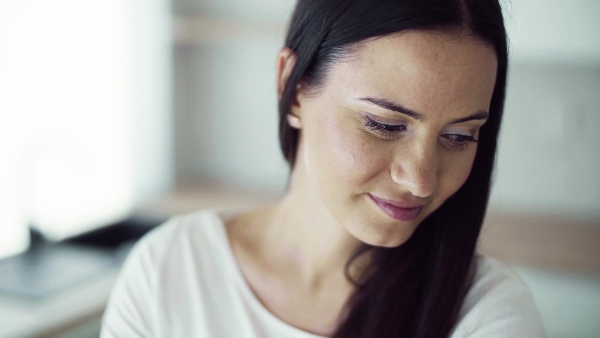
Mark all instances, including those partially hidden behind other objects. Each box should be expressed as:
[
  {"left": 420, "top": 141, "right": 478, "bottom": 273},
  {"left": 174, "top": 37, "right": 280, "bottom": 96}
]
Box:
[{"left": 390, "top": 164, "right": 437, "bottom": 199}]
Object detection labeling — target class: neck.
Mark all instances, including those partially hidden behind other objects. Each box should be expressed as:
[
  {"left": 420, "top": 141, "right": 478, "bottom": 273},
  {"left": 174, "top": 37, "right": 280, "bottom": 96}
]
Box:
[{"left": 262, "top": 168, "right": 368, "bottom": 287}]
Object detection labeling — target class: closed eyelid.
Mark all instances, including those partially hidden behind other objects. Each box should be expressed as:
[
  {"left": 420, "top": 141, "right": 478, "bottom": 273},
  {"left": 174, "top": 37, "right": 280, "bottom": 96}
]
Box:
[
  {"left": 356, "top": 97, "right": 489, "bottom": 126},
  {"left": 444, "top": 128, "right": 476, "bottom": 133},
  {"left": 444, "top": 124, "right": 480, "bottom": 134},
  {"left": 360, "top": 112, "right": 408, "bottom": 125}
]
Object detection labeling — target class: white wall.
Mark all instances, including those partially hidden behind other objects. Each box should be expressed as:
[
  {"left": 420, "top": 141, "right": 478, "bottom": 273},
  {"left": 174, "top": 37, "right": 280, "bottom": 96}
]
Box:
[
  {"left": 503, "top": 0, "right": 600, "bottom": 64},
  {"left": 491, "top": 63, "right": 600, "bottom": 216},
  {"left": 173, "top": 38, "right": 289, "bottom": 192},
  {"left": 489, "top": 0, "right": 600, "bottom": 216}
]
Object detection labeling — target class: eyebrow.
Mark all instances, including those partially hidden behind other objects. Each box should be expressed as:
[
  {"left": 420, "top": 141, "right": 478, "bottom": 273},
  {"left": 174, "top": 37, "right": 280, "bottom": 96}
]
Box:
[
  {"left": 449, "top": 110, "right": 489, "bottom": 124},
  {"left": 356, "top": 97, "right": 489, "bottom": 124},
  {"left": 358, "top": 97, "right": 423, "bottom": 120}
]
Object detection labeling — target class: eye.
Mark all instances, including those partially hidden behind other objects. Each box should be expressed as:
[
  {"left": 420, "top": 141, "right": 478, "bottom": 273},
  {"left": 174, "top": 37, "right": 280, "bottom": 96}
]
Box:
[
  {"left": 363, "top": 116, "right": 407, "bottom": 139},
  {"left": 441, "top": 134, "right": 479, "bottom": 151}
]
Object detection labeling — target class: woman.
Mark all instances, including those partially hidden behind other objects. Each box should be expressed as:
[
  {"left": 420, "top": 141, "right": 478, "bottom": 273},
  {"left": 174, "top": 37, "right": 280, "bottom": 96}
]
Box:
[{"left": 102, "top": 0, "right": 545, "bottom": 337}]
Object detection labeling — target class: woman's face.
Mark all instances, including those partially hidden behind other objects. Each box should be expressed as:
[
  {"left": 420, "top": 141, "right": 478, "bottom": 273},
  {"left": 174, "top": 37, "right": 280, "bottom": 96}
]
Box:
[{"left": 290, "top": 31, "right": 497, "bottom": 247}]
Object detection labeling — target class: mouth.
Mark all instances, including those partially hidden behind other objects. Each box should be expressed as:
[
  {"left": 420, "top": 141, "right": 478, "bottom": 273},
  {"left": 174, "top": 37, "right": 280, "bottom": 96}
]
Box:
[{"left": 368, "top": 194, "right": 423, "bottom": 222}]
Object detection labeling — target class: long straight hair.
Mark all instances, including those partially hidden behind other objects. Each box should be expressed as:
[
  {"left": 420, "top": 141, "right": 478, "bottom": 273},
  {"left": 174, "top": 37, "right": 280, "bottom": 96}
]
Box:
[{"left": 278, "top": 0, "right": 508, "bottom": 337}]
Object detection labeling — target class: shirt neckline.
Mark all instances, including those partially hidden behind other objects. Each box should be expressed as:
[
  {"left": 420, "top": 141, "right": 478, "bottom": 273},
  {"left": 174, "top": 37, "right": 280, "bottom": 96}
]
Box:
[{"left": 210, "top": 210, "right": 328, "bottom": 338}]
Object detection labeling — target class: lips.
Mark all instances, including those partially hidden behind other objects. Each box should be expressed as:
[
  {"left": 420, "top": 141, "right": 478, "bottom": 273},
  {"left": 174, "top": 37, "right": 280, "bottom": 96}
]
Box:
[{"left": 368, "top": 194, "right": 423, "bottom": 222}]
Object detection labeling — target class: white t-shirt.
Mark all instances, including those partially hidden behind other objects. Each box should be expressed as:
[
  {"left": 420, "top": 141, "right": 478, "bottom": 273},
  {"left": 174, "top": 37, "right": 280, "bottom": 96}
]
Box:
[{"left": 101, "top": 210, "right": 545, "bottom": 338}]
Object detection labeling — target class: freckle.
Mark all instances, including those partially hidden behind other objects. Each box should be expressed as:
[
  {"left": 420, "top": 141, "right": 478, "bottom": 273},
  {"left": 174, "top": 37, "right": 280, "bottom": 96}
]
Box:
[{"left": 356, "top": 141, "right": 368, "bottom": 163}]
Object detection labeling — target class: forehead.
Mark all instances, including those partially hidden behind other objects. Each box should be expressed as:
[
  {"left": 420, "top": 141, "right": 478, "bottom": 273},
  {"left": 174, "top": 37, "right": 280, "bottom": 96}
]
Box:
[{"left": 324, "top": 31, "right": 498, "bottom": 118}]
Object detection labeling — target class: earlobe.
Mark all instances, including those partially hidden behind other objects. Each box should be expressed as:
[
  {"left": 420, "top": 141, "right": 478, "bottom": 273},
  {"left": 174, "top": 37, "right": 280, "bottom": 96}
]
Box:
[{"left": 287, "top": 114, "right": 302, "bottom": 129}]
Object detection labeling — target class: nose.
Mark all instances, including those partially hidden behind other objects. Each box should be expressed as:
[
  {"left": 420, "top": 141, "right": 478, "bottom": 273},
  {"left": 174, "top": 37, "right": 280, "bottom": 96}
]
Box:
[{"left": 390, "top": 141, "right": 438, "bottom": 199}]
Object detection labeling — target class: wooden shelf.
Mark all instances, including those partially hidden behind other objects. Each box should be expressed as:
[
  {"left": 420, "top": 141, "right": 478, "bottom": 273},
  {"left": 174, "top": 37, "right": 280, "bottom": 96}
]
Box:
[
  {"left": 479, "top": 209, "right": 600, "bottom": 277},
  {"left": 173, "top": 16, "right": 287, "bottom": 45}
]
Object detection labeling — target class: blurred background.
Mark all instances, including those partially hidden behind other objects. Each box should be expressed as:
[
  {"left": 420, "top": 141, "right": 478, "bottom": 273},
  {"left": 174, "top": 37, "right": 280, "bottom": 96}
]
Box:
[{"left": 0, "top": 0, "right": 598, "bottom": 337}]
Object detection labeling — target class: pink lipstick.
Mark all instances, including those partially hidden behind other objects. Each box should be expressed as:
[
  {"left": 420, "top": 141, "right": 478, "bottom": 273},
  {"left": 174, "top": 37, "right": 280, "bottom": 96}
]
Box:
[{"left": 368, "top": 194, "right": 423, "bottom": 222}]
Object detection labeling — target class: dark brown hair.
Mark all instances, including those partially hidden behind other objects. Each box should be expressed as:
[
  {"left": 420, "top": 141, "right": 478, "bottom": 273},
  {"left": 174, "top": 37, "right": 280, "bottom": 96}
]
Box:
[{"left": 278, "top": 0, "right": 508, "bottom": 337}]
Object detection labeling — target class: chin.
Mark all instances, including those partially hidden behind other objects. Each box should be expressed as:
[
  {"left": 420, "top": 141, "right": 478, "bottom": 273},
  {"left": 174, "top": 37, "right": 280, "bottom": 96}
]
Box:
[{"left": 347, "top": 220, "right": 417, "bottom": 248}]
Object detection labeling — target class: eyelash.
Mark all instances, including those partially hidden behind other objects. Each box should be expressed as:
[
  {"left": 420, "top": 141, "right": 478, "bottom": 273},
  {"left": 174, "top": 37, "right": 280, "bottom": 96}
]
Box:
[
  {"left": 364, "top": 116, "right": 406, "bottom": 139},
  {"left": 363, "top": 116, "right": 479, "bottom": 151},
  {"left": 441, "top": 134, "right": 479, "bottom": 151}
]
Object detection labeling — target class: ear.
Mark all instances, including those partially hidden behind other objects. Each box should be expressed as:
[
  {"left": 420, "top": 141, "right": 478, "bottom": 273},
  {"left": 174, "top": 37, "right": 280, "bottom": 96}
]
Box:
[
  {"left": 276, "top": 47, "right": 297, "bottom": 100},
  {"left": 276, "top": 48, "right": 304, "bottom": 129}
]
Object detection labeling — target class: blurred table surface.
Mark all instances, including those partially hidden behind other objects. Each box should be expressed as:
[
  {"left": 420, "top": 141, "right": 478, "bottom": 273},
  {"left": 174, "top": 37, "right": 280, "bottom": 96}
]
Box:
[
  {"left": 1, "top": 185, "right": 598, "bottom": 337},
  {"left": 0, "top": 268, "right": 119, "bottom": 338}
]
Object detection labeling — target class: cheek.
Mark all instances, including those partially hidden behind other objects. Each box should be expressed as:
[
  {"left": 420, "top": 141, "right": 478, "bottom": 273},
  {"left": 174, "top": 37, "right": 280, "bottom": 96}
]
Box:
[
  {"left": 307, "top": 113, "right": 385, "bottom": 189},
  {"left": 439, "top": 152, "right": 476, "bottom": 199}
]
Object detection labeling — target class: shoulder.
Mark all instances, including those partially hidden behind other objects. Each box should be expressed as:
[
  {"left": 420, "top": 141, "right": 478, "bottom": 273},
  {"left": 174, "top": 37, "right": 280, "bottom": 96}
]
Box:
[
  {"left": 451, "top": 255, "right": 546, "bottom": 337},
  {"left": 133, "top": 209, "right": 225, "bottom": 258},
  {"left": 101, "top": 210, "right": 229, "bottom": 337},
  {"left": 110, "top": 209, "right": 229, "bottom": 298},
  {"left": 466, "top": 255, "right": 530, "bottom": 307}
]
